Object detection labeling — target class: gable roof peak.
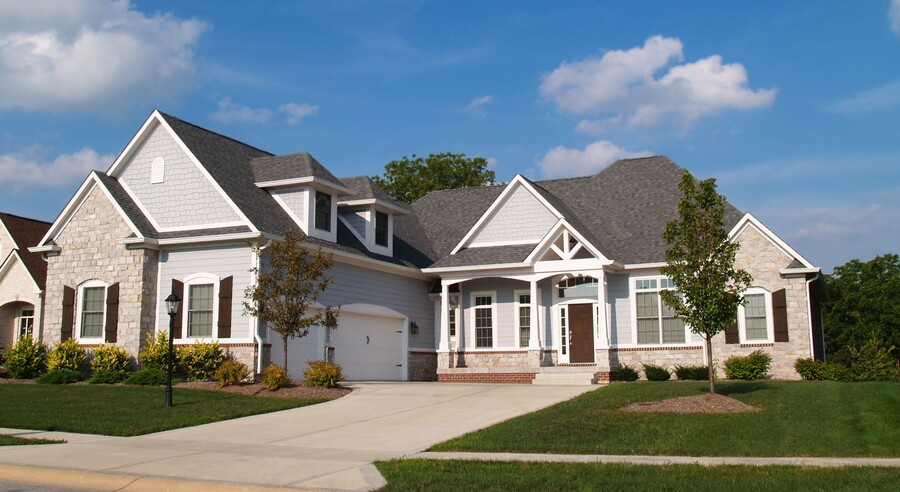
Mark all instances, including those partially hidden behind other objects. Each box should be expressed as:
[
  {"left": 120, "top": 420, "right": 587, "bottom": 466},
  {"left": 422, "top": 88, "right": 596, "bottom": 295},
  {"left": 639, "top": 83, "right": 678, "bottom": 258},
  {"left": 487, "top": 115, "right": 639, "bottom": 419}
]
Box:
[{"left": 155, "top": 111, "right": 273, "bottom": 157}]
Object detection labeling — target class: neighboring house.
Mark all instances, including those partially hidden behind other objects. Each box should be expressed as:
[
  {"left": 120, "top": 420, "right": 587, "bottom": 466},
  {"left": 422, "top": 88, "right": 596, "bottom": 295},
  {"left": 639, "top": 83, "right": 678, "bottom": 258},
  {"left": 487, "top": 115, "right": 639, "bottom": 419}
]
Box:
[
  {"left": 0, "top": 213, "right": 51, "bottom": 350},
  {"left": 30, "top": 110, "right": 825, "bottom": 382}
]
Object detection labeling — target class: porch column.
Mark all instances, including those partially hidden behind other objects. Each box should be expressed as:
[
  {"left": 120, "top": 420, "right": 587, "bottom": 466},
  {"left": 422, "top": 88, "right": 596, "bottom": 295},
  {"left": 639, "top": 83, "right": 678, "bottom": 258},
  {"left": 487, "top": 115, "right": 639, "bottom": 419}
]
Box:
[
  {"left": 596, "top": 272, "right": 610, "bottom": 349},
  {"left": 528, "top": 278, "right": 540, "bottom": 349},
  {"left": 439, "top": 282, "right": 450, "bottom": 352}
]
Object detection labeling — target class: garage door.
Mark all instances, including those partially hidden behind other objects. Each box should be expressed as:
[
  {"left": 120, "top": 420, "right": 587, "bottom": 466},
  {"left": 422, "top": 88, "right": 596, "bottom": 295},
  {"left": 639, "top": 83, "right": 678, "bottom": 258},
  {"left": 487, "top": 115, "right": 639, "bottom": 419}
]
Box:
[{"left": 331, "top": 310, "right": 404, "bottom": 381}]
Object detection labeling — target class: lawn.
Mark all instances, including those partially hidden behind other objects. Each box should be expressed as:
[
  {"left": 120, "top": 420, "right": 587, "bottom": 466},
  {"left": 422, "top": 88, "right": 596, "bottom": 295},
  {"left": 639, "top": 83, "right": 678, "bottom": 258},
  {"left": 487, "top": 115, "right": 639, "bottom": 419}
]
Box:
[
  {"left": 0, "top": 434, "right": 63, "bottom": 446},
  {"left": 432, "top": 381, "right": 900, "bottom": 457},
  {"left": 375, "top": 460, "right": 900, "bottom": 492},
  {"left": 0, "top": 384, "right": 330, "bottom": 436}
]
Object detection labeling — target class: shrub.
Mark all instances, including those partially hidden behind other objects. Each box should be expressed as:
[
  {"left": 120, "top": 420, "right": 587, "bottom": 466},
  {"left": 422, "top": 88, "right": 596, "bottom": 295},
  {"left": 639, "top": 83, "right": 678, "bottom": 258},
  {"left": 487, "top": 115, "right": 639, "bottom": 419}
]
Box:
[
  {"left": 124, "top": 368, "right": 168, "bottom": 386},
  {"left": 821, "top": 363, "right": 853, "bottom": 382},
  {"left": 91, "top": 344, "right": 131, "bottom": 373},
  {"left": 139, "top": 331, "right": 176, "bottom": 371},
  {"left": 642, "top": 363, "right": 671, "bottom": 381},
  {"left": 214, "top": 359, "right": 250, "bottom": 387},
  {"left": 674, "top": 364, "right": 709, "bottom": 380},
  {"left": 794, "top": 358, "right": 826, "bottom": 380},
  {"left": 4, "top": 335, "right": 47, "bottom": 379},
  {"left": 847, "top": 336, "right": 897, "bottom": 382},
  {"left": 261, "top": 364, "right": 291, "bottom": 391},
  {"left": 47, "top": 339, "right": 89, "bottom": 374},
  {"left": 89, "top": 370, "right": 129, "bottom": 384},
  {"left": 723, "top": 350, "right": 772, "bottom": 380},
  {"left": 304, "top": 360, "right": 343, "bottom": 388},
  {"left": 36, "top": 367, "right": 84, "bottom": 384},
  {"left": 615, "top": 363, "right": 639, "bottom": 382},
  {"left": 180, "top": 341, "right": 226, "bottom": 381}
]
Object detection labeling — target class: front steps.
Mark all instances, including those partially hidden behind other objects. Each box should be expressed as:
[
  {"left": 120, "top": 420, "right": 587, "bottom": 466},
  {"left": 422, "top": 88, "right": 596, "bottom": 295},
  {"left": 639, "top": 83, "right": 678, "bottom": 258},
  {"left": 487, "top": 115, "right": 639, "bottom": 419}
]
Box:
[{"left": 531, "top": 369, "right": 599, "bottom": 386}]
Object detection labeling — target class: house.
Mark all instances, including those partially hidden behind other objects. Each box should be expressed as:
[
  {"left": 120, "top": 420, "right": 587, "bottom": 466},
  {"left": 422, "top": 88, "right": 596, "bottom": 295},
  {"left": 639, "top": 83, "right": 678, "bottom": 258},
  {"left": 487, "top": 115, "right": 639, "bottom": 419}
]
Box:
[
  {"left": 30, "top": 110, "right": 826, "bottom": 382},
  {"left": 0, "top": 213, "right": 51, "bottom": 350}
]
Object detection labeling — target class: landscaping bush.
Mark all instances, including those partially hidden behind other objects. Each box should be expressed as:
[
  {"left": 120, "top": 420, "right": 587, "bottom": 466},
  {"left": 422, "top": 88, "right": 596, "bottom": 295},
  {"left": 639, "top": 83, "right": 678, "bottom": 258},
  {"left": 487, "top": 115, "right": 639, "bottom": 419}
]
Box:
[
  {"left": 124, "top": 368, "right": 169, "bottom": 386},
  {"left": 0, "top": 351, "right": 7, "bottom": 378},
  {"left": 261, "top": 364, "right": 291, "bottom": 390},
  {"left": 139, "top": 331, "right": 176, "bottom": 371},
  {"left": 723, "top": 350, "right": 772, "bottom": 380},
  {"left": 615, "top": 363, "right": 639, "bottom": 382},
  {"left": 47, "top": 339, "right": 89, "bottom": 374},
  {"left": 3, "top": 335, "right": 47, "bottom": 379},
  {"left": 214, "top": 359, "right": 250, "bottom": 387},
  {"left": 673, "top": 364, "right": 709, "bottom": 380},
  {"left": 89, "top": 370, "right": 130, "bottom": 384},
  {"left": 821, "top": 363, "right": 853, "bottom": 382},
  {"left": 180, "top": 341, "right": 226, "bottom": 381},
  {"left": 91, "top": 344, "right": 131, "bottom": 373},
  {"left": 36, "top": 367, "right": 84, "bottom": 384},
  {"left": 304, "top": 360, "right": 343, "bottom": 388},
  {"left": 642, "top": 363, "right": 671, "bottom": 381},
  {"left": 847, "top": 336, "right": 897, "bottom": 382},
  {"left": 794, "top": 358, "right": 826, "bottom": 380}
]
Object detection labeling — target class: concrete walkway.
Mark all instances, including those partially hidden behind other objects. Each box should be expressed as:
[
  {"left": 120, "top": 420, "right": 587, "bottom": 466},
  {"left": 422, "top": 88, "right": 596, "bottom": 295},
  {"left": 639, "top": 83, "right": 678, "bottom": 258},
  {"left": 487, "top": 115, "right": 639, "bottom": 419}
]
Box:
[{"left": 0, "top": 382, "right": 594, "bottom": 491}]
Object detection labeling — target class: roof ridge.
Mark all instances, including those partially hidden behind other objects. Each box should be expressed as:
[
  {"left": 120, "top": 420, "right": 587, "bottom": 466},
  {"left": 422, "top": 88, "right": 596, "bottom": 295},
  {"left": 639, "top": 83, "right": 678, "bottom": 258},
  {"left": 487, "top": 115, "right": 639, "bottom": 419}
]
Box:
[
  {"left": 0, "top": 211, "right": 52, "bottom": 225},
  {"left": 157, "top": 110, "right": 274, "bottom": 157}
]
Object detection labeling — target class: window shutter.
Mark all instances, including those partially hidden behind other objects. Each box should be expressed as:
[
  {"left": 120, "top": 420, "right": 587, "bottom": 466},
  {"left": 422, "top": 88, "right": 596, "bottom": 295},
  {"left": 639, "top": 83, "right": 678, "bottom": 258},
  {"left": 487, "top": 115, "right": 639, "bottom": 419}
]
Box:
[
  {"left": 172, "top": 279, "right": 183, "bottom": 339},
  {"left": 725, "top": 319, "right": 739, "bottom": 344},
  {"left": 61, "top": 286, "right": 75, "bottom": 341},
  {"left": 217, "top": 276, "right": 233, "bottom": 338},
  {"left": 105, "top": 283, "right": 119, "bottom": 343},
  {"left": 773, "top": 288, "right": 789, "bottom": 342}
]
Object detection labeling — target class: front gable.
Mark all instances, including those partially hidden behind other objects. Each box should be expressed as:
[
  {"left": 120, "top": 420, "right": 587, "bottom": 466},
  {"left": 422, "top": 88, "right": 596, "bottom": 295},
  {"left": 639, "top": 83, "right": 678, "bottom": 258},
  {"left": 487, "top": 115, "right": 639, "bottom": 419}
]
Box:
[{"left": 729, "top": 213, "right": 815, "bottom": 271}]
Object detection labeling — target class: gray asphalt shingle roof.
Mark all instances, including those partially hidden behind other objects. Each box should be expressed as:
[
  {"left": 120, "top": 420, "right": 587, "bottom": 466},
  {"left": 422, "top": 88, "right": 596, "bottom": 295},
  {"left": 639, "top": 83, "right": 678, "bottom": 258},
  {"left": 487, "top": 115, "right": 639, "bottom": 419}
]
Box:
[
  {"left": 251, "top": 153, "right": 344, "bottom": 187},
  {"left": 339, "top": 176, "right": 410, "bottom": 212}
]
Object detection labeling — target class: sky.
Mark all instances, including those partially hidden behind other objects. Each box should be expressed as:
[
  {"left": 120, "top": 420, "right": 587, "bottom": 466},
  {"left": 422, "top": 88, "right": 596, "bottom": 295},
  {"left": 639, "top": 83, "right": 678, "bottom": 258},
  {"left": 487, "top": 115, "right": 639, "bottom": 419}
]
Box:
[{"left": 1, "top": 0, "right": 898, "bottom": 273}]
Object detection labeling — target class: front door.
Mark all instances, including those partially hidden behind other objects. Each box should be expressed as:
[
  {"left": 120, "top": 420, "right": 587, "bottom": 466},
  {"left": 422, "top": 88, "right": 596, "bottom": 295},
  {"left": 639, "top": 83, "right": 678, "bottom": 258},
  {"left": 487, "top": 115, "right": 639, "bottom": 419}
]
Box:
[{"left": 568, "top": 303, "right": 595, "bottom": 363}]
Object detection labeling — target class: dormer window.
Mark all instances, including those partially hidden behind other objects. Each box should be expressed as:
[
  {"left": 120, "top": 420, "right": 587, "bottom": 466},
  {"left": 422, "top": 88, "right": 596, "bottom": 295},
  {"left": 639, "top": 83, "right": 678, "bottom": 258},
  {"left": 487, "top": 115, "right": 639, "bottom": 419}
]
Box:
[
  {"left": 375, "top": 211, "right": 388, "bottom": 247},
  {"left": 315, "top": 191, "right": 331, "bottom": 231}
]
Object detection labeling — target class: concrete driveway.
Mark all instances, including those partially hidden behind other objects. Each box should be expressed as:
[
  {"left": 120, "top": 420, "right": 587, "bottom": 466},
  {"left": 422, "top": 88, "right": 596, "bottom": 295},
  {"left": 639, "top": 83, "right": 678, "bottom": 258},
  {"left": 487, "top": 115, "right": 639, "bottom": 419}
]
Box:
[{"left": 0, "top": 382, "right": 595, "bottom": 491}]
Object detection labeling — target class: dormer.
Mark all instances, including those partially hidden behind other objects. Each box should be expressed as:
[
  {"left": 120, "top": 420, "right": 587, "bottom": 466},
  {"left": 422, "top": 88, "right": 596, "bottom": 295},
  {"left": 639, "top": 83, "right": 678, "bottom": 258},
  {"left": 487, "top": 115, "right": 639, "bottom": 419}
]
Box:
[
  {"left": 338, "top": 176, "right": 410, "bottom": 257},
  {"left": 251, "top": 153, "right": 353, "bottom": 243}
]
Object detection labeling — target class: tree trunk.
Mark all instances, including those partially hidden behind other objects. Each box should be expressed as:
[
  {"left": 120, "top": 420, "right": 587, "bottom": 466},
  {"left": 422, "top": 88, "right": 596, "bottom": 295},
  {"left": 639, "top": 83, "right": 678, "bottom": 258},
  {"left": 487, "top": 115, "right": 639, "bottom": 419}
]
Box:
[
  {"left": 283, "top": 336, "right": 289, "bottom": 374},
  {"left": 706, "top": 336, "right": 716, "bottom": 395}
]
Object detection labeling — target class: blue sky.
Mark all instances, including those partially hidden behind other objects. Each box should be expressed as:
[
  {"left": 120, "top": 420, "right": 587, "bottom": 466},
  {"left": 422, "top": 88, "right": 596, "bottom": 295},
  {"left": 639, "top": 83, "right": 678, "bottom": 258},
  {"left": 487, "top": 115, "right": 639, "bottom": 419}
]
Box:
[{"left": 1, "top": 1, "right": 898, "bottom": 272}]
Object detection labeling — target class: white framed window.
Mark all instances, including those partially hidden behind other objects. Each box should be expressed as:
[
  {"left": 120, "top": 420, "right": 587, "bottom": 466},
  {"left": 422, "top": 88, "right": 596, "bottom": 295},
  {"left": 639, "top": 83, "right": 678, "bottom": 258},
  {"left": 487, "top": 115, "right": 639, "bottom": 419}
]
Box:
[
  {"left": 17, "top": 309, "right": 34, "bottom": 339},
  {"left": 632, "top": 276, "right": 686, "bottom": 345},
  {"left": 471, "top": 292, "right": 495, "bottom": 348},
  {"left": 375, "top": 211, "right": 389, "bottom": 247},
  {"left": 515, "top": 291, "right": 531, "bottom": 348},
  {"left": 76, "top": 280, "right": 107, "bottom": 341},
  {"left": 738, "top": 287, "right": 773, "bottom": 343},
  {"left": 447, "top": 294, "right": 459, "bottom": 338},
  {"left": 315, "top": 191, "right": 332, "bottom": 231},
  {"left": 557, "top": 276, "right": 598, "bottom": 299},
  {"left": 182, "top": 273, "right": 219, "bottom": 338}
]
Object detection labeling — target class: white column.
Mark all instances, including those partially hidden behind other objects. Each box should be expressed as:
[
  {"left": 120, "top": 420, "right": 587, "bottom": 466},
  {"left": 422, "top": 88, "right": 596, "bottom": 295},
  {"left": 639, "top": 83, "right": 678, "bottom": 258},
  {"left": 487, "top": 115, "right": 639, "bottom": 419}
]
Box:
[
  {"left": 439, "top": 282, "right": 450, "bottom": 351},
  {"left": 596, "top": 272, "right": 610, "bottom": 349},
  {"left": 528, "top": 278, "right": 540, "bottom": 349}
]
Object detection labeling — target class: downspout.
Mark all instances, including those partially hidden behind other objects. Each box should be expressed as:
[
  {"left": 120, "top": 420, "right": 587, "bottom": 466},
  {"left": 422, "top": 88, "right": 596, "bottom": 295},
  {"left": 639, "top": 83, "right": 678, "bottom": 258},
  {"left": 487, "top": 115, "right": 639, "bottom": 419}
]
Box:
[
  {"left": 806, "top": 272, "right": 820, "bottom": 361},
  {"left": 253, "top": 239, "right": 273, "bottom": 375}
]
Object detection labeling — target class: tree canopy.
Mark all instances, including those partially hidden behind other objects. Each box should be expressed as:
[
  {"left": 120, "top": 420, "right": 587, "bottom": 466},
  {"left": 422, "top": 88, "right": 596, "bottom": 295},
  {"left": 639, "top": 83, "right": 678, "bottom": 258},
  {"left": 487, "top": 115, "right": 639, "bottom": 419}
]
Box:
[
  {"left": 243, "top": 229, "right": 339, "bottom": 373},
  {"left": 659, "top": 171, "right": 752, "bottom": 394},
  {"left": 372, "top": 152, "right": 496, "bottom": 203},
  {"left": 824, "top": 253, "right": 900, "bottom": 364}
]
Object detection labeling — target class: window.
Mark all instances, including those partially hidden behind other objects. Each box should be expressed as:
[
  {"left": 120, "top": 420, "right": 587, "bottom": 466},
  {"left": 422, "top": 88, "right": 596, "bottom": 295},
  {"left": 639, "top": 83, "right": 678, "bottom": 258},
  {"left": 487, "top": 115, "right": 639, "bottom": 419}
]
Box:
[
  {"left": 634, "top": 277, "right": 685, "bottom": 345},
  {"left": 315, "top": 191, "right": 331, "bottom": 231},
  {"left": 474, "top": 294, "right": 493, "bottom": 348},
  {"left": 80, "top": 285, "right": 106, "bottom": 338},
  {"left": 18, "top": 309, "right": 34, "bottom": 339},
  {"left": 448, "top": 306, "right": 456, "bottom": 337},
  {"left": 517, "top": 293, "right": 531, "bottom": 348},
  {"left": 375, "top": 211, "right": 389, "bottom": 247},
  {"left": 560, "top": 305, "right": 567, "bottom": 355},
  {"left": 558, "top": 276, "right": 598, "bottom": 298},
  {"left": 738, "top": 288, "right": 773, "bottom": 342},
  {"left": 187, "top": 283, "right": 214, "bottom": 337}
]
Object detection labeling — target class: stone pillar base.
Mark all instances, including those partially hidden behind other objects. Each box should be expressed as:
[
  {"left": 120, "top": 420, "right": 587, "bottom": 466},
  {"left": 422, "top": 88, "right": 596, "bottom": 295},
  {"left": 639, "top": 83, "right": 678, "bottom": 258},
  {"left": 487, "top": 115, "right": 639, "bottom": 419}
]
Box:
[
  {"left": 594, "top": 348, "right": 612, "bottom": 373},
  {"left": 437, "top": 351, "right": 452, "bottom": 370},
  {"left": 528, "top": 349, "right": 542, "bottom": 368}
]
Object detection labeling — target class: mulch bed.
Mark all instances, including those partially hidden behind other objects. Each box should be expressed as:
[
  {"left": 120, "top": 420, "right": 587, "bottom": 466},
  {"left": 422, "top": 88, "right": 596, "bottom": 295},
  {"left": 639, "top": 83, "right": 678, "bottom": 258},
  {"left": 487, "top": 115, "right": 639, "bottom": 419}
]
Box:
[
  {"left": 621, "top": 394, "right": 760, "bottom": 414},
  {"left": 176, "top": 380, "right": 351, "bottom": 400}
]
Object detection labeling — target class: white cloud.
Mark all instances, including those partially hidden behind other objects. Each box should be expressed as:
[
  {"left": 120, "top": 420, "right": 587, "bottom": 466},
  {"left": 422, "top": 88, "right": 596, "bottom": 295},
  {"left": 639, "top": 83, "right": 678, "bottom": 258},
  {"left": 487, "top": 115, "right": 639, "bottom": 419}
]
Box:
[
  {"left": 279, "top": 102, "right": 319, "bottom": 125},
  {"left": 0, "top": 147, "right": 113, "bottom": 190},
  {"left": 791, "top": 204, "right": 883, "bottom": 241},
  {"left": 891, "top": 0, "right": 900, "bottom": 37},
  {"left": 824, "top": 80, "right": 900, "bottom": 114},
  {"left": 0, "top": 0, "right": 206, "bottom": 113},
  {"left": 464, "top": 95, "right": 494, "bottom": 118},
  {"left": 537, "top": 140, "right": 652, "bottom": 179},
  {"left": 575, "top": 116, "right": 622, "bottom": 135},
  {"left": 211, "top": 98, "right": 274, "bottom": 124},
  {"left": 539, "top": 35, "right": 776, "bottom": 129}
]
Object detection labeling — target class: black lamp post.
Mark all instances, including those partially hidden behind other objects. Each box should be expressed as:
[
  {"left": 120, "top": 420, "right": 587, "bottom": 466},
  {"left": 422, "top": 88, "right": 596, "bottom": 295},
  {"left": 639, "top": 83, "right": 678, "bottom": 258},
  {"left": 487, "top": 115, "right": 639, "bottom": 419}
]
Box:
[{"left": 164, "top": 293, "right": 181, "bottom": 408}]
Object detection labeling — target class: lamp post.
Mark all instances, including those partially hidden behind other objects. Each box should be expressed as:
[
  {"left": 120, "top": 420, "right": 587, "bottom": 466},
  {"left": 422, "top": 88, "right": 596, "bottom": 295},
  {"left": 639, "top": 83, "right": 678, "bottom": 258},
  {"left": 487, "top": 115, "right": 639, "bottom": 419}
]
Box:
[{"left": 164, "top": 293, "right": 181, "bottom": 408}]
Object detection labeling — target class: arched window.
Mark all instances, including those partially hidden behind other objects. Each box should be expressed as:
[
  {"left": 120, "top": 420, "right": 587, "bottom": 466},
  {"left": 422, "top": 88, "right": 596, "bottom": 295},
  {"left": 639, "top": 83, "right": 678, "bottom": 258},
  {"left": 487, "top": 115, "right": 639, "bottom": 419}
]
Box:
[{"left": 557, "top": 276, "right": 598, "bottom": 299}]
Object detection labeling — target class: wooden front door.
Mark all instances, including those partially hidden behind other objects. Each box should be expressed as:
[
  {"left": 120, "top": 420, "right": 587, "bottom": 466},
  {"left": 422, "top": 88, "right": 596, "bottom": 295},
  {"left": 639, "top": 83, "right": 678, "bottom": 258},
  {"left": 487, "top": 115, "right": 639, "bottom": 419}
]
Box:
[{"left": 568, "top": 303, "right": 595, "bottom": 363}]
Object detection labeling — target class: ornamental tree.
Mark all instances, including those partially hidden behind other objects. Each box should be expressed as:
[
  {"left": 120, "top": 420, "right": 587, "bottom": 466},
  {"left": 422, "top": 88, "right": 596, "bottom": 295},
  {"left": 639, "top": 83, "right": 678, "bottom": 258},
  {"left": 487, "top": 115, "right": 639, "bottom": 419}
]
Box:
[
  {"left": 244, "top": 229, "right": 340, "bottom": 374},
  {"left": 659, "top": 171, "right": 752, "bottom": 395},
  {"left": 372, "top": 152, "right": 496, "bottom": 203}
]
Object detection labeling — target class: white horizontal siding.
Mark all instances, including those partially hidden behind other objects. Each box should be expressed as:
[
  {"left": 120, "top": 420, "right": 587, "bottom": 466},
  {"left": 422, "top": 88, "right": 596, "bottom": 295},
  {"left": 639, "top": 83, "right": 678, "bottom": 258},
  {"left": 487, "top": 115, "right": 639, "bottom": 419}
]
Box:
[{"left": 608, "top": 273, "right": 631, "bottom": 345}]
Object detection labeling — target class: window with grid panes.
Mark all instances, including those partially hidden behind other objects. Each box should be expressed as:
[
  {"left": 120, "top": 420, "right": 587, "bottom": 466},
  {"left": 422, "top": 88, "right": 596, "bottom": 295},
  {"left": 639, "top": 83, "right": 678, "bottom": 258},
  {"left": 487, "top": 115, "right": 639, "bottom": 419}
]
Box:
[
  {"left": 188, "top": 284, "right": 214, "bottom": 337},
  {"left": 474, "top": 295, "right": 493, "bottom": 348},
  {"left": 743, "top": 294, "right": 768, "bottom": 340},
  {"left": 80, "top": 287, "right": 105, "bottom": 338},
  {"left": 518, "top": 294, "right": 531, "bottom": 347}
]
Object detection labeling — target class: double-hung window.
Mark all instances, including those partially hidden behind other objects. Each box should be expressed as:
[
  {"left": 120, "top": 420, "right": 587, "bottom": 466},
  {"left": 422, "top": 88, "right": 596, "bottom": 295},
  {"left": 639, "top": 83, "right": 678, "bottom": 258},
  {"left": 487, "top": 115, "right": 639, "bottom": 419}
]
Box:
[
  {"left": 635, "top": 278, "right": 685, "bottom": 345},
  {"left": 79, "top": 282, "right": 106, "bottom": 339},
  {"left": 474, "top": 294, "right": 494, "bottom": 348},
  {"left": 18, "top": 309, "right": 34, "bottom": 339},
  {"left": 517, "top": 293, "right": 531, "bottom": 348},
  {"left": 315, "top": 191, "right": 331, "bottom": 231},
  {"left": 187, "top": 283, "right": 214, "bottom": 337},
  {"left": 738, "top": 288, "right": 773, "bottom": 342},
  {"left": 375, "top": 211, "right": 389, "bottom": 247}
]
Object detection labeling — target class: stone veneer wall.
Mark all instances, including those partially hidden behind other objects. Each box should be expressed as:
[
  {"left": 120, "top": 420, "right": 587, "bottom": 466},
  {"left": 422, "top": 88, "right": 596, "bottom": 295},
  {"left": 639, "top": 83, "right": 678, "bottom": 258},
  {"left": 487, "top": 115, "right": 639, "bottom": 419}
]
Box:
[
  {"left": 408, "top": 350, "right": 437, "bottom": 381},
  {"left": 609, "top": 346, "right": 706, "bottom": 379},
  {"left": 43, "top": 187, "right": 157, "bottom": 361},
  {"left": 451, "top": 350, "right": 532, "bottom": 368}
]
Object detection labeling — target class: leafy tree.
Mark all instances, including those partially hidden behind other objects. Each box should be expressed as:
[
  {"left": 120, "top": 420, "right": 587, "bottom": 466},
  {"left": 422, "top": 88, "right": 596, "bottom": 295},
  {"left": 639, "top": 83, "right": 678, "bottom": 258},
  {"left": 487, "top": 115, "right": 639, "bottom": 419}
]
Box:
[
  {"left": 659, "top": 171, "right": 752, "bottom": 395},
  {"left": 244, "top": 229, "right": 340, "bottom": 374},
  {"left": 372, "top": 152, "right": 496, "bottom": 203},
  {"left": 824, "top": 254, "right": 900, "bottom": 364}
]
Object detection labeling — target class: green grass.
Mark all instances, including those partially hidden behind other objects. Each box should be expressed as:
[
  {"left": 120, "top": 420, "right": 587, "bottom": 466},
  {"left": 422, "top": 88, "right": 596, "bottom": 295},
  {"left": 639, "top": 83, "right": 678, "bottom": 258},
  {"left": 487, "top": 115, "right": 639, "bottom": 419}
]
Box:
[
  {"left": 432, "top": 381, "right": 900, "bottom": 457},
  {"left": 375, "top": 460, "right": 900, "bottom": 492},
  {"left": 0, "top": 434, "right": 64, "bottom": 446},
  {"left": 0, "top": 384, "right": 330, "bottom": 436}
]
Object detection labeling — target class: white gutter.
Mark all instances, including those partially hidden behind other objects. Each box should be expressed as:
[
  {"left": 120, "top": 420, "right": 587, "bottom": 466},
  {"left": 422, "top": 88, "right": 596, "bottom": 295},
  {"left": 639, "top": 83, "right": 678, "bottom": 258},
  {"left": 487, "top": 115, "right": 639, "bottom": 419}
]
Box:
[
  {"left": 806, "top": 272, "right": 821, "bottom": 360},
  {"left": 253, "top": 239, "right": 273, "bottom": 375}
]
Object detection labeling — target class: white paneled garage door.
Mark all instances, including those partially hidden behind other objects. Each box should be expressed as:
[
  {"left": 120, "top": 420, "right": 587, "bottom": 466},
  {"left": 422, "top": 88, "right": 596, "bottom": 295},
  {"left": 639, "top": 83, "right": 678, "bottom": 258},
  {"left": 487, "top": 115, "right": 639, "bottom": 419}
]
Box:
[{"left": 331, "top": 310, "right": 405, "bottom": 381}]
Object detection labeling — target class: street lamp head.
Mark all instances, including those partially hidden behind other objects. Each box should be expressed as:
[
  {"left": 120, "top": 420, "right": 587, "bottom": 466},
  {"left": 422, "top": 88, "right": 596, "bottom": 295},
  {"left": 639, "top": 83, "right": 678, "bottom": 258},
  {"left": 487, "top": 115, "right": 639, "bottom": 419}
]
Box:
[{"left": 165, "top": 293, "right": 181, "bottom": 316}]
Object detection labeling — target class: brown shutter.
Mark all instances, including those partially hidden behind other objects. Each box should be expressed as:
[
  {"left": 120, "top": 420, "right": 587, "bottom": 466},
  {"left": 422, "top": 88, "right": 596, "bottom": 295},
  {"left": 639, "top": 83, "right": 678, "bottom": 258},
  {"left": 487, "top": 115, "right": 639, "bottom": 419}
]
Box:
[
  {"left": 725, "top": 319, "right": 739, "bottom": 344},
  {"left": 171, "top": 279, "right": 183, "bottom": 339},
  {"left": 217, "top": 276, "right": 233, "bottom": 338},
  {"left": 61, "top": 286, "right": 75, "bottom": 341},
  {"left": 105, "top": 283, "right": 119, "bottom": 343},
  {"left": 773, "top": 288, "right": 789, "bottom": 342}
]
